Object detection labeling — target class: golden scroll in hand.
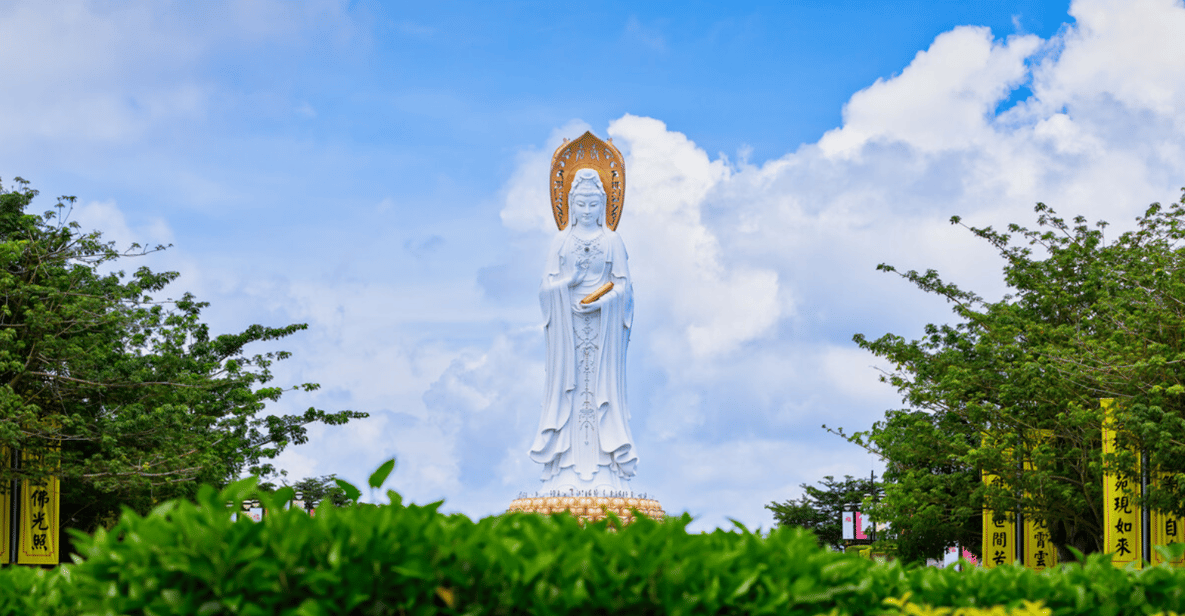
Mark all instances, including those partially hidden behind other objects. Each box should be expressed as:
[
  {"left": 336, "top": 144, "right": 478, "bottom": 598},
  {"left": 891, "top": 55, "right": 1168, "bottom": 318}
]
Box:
[{"left": 580, "top": 282, "right": 614, "bottom": 305}]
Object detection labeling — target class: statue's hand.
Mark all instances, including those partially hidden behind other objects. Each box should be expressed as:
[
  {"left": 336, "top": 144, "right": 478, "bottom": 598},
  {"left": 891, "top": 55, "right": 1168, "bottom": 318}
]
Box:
[
  {"left": 574, "top": 295, "right": 606, "bottom": 314},
  {"left": 549, "top": 274, "right": 577, "bottom": 290}
]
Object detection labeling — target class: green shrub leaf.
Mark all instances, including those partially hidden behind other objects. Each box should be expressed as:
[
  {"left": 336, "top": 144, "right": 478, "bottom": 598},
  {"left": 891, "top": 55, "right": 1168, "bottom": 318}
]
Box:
[
  {"left": 334, "top": 478, "right": 362, "bottom": 503},
  {"left": 369, "top": 457, "right": 396, "bottom": 490}
]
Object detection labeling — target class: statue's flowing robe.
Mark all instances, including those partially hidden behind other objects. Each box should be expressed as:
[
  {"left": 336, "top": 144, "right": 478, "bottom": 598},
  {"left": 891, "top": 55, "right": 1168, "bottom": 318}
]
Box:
[{"left": 529, "top": 228, "right": 637, "bottom": 482}]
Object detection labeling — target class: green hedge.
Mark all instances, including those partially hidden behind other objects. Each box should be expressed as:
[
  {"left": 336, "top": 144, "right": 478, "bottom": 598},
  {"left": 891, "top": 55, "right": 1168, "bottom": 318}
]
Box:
[{"left": 3, "top": 479, "right": 1185, "bottom": 615}]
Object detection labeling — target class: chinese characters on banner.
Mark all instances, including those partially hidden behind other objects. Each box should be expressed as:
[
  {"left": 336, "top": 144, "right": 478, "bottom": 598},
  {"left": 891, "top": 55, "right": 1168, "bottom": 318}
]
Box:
[
  {"left": 16, "top": 449, "right": 59, "bottom": 565},
  {"left": 1149, "top": 468, "right": 1185, "bottom": 567},
  {"left": 981, "top": 431, "right": 1017, "bottom": 569},
  {"left": 1024, "top": 517, "right": 1057, "bottom": 570},
  {"left": 1022, "top": 430, "right": 1057, "bottom": 570},
  {"left": 1151, "top": 504, "right": 1185, "bottom": 566},
  {"left": 982, "top": 472, "right": 1016, "bottom": 568},
  {"left": 1102, "top": 398, "right": 1142, "bottom": 569}
]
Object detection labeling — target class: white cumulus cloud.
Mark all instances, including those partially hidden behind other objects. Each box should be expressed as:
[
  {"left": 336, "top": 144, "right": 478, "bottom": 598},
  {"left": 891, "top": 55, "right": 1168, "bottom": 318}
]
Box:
[{"left": 441, "top": 0, "right": 1185, "bottom": 530}]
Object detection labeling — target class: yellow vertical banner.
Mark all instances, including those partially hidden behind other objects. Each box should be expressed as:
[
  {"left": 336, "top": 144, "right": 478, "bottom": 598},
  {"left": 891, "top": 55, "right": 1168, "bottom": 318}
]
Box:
[
  {"left": 1102, "top": 398, "right": 1142, "bottom": 568},
  {"left": 982, "top": 430, "right": 1017, "bottom": 568},
  {"left": 1150, "top": 470, "right": 1185, "bottom": 567},
  {"left": 1151, "top": 507, "right": 1185, "bottom": 567},
  {"left": 1022, "top": 430, "right": 1057, "bottom": 570},
  {"left": 16, "top": 449, "right": 58, "bottom": 565},
  {"left": 0, "top": 446, "right": 9, "bottom": 565},
  {"left": 982, "top": 472, "right": 1016, "bottom": 568}
]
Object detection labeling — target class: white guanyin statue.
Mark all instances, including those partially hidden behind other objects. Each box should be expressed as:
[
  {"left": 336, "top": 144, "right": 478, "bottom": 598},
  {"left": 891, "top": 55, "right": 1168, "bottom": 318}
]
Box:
[{"left": 528, "top": 132, "right": 637, "bottom": 494}]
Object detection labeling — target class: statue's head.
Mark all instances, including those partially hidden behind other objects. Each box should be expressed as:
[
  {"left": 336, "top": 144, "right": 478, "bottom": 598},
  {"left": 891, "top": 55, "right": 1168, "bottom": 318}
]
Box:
[{"left": 569, "top": 168, "right": 607, "bottom": 228}]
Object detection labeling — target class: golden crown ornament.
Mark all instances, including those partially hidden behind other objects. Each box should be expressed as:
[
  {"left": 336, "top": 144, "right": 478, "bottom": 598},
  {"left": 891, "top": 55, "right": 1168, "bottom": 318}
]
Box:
[{"left": 549, "top": 131, "right": 626, "bottom": 231}]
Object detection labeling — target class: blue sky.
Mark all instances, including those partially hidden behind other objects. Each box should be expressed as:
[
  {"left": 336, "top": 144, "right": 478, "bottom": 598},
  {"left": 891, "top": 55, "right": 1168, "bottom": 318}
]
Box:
[{"left": 3, "top": 0, "right": 1185, "bottom": 531}]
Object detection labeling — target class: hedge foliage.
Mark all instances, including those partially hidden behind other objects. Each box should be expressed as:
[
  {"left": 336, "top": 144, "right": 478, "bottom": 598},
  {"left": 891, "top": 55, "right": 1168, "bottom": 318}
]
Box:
[{"left": 3, "top": 477, "right": 1185, "bottom": 615}]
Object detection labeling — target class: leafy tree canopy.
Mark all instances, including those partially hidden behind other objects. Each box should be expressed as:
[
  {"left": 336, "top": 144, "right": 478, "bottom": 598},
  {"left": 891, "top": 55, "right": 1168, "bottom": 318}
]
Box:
[
  {"left": 837, "top": 191, "right": 1185, "bottom": 563},
  {"left": 259, "top": 473, "right": 357, "bottom": 508},
  {"left": 0, "top": 177, "right": 366, "bottom": 533},
  {"left": 766, "top": 474, "right": 881, "bottom": 551}
]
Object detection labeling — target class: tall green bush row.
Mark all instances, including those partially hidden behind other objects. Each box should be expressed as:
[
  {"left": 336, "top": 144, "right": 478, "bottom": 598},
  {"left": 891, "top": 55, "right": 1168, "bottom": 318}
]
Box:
[{"left": 2, "top": 480, "right": 1185, "bottom": 615}]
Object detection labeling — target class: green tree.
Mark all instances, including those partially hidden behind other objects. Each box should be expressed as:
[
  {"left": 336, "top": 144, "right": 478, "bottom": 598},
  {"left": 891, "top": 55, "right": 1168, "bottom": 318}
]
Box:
[
  {"left": 766, "top": 475, "right": 881, "bottom": 551},
  {"left": 840, "top": 191, "right": 1185, "bottom": 563},
  {"left": 260, "top": 473, "right": 356, "bottom": 508},
  {"left": 0, "top": 177, "right": 366, "bottom": 535}
]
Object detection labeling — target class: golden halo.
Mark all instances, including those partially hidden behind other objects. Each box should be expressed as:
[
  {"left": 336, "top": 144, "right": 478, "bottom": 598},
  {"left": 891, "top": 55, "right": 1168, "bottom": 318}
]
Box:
[{"left": 549, "top": 131, "right": 626, "bottom": 231}]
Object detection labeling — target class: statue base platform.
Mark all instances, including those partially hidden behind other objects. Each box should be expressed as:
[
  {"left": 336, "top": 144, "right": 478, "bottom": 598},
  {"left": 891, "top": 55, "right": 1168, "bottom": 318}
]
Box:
[{"left": 507, "top": 492, "right": 665, "bottom": 524}]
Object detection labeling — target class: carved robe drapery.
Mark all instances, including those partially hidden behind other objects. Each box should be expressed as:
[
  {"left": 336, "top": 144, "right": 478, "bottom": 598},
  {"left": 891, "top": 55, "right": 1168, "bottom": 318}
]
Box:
[{"left": 529, "top": 227, "right": 637, "bottom": 485}]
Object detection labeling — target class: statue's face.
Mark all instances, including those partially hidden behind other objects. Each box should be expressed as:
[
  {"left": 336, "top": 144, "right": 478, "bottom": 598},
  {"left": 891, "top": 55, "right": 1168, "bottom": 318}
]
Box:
[{"left": 572, "top": 191, "right": 605, "bottom": 228}]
